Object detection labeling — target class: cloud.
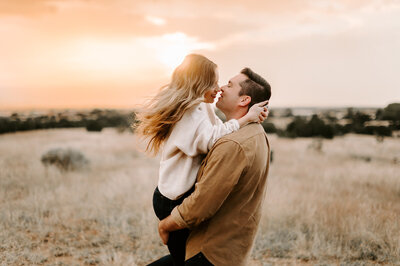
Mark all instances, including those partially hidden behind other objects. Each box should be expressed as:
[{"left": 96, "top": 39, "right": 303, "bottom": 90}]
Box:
[
  {"left": 145, "top": 15, "right": 166, "bottom": 26},
  {"left": 3, "top": 0, "right": 397, "bottom": 44}
]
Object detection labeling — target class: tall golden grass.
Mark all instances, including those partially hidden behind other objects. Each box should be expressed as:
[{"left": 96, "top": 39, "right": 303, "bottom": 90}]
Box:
[{"left": 0, "top": 128, "right": 399, "bottom": 265}]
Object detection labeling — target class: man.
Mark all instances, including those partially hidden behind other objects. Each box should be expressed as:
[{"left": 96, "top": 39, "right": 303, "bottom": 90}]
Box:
[{"left": 156, "top": 68, "right": 271, "bottom": 265}]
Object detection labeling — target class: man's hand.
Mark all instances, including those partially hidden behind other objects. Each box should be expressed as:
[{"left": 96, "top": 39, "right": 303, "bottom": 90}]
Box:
[
  {"left": 158, "top": 214, "right": 185, "bottom": 245},
  {"left": 158, "top": 220, "right": 170, "bottom": 245}
]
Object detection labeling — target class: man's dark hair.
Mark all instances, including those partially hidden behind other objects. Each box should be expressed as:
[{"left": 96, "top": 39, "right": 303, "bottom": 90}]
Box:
[{"left": 239, "top": 67, "right": 271, "bottom": 109}]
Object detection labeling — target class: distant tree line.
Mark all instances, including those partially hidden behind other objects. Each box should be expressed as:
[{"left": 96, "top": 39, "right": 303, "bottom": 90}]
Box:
[
  {"left": 262, "top": 103, "right": 399, "bottom": 139},
  {"left": 0, "top": 109, "right": 135, "bottom": 134},
  {"left": 1, "top": 103, "right": 399, "bottom": 139}
]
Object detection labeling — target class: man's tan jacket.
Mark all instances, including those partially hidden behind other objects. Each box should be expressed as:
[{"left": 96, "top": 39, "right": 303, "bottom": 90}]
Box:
[{"left": 171, "top": 123, "right": 271, "bottom": 265}]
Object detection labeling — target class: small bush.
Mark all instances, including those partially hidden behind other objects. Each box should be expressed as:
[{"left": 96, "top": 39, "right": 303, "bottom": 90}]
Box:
[
  {"left": 86, "top": 120, "right": 103, "bottom": 132},
  {"left": 262, "top": 122, "right": 277, "bottom": 133},
  {"left": 364, "top": 126, "right": 392, "bottom": 137},
  {"left": 285, "top": 115, "right": 334, "bottom": 139},
  {"left": 41, "top": 148, "right": 89, "bottom": 171}
]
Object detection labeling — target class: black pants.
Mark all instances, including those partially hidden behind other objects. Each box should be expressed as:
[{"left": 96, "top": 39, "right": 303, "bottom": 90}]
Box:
[
  {"left": 185, "top": 253, "right": 214, "bottom": 266},
  {"left": 150, "top": 187, "right": 194, "bottom": 266},
  {"left": 148, "top": 253, "right": 213, "bottom": 266}
]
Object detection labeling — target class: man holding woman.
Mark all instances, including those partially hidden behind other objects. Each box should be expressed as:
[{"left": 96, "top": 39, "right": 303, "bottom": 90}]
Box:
[{"left": 138, "top": 54, "right": 271, "bottom": 266}]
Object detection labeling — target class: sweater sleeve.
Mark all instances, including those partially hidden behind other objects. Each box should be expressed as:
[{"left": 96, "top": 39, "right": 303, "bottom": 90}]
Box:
[
  {"left": 171, "top": 140, "right": 247, "bottom": 229},
  {"left": 170, "top": 106, "right": 239, "bottom": 157}
]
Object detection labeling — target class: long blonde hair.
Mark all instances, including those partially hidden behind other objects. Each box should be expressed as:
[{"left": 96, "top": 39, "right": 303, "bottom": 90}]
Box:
[{"left": 136, "top": 54, "right": 217, "bottom": 155}]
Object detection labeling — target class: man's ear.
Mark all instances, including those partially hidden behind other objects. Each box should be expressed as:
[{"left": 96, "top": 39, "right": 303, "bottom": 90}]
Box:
[{"left": 238, "top": 95, "right": 251, "bottom": 107}]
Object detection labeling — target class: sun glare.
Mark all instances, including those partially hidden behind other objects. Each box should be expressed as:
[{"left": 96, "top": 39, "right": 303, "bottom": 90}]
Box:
[
  {"left": 158, "top": 34, "right": 191, "bottom": 70},
  {"left": 141, "top": 32, "right": 215, "bottom": 72},
  {"left": 63, "top": 33, "right": 214, "bottom": 79}
]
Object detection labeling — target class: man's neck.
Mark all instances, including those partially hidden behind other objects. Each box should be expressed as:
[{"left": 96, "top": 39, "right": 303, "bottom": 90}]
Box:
[{"left": 225, "top": 108, "right": 248, "bottom": 121}]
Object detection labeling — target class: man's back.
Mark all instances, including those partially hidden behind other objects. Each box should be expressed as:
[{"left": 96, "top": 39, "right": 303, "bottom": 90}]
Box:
[{"left": 171, "top": 123, "right": 270, "bottom": 265}]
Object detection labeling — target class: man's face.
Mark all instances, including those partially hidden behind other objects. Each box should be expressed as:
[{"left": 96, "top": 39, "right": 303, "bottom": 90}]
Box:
[{"left": 216, "top": 73, "right": 247, "bottom": 112}]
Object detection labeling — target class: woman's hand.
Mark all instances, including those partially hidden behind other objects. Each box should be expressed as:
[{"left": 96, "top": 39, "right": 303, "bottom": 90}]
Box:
[{"left": 245, "top": 100, "right": 269, "bottom": 124}]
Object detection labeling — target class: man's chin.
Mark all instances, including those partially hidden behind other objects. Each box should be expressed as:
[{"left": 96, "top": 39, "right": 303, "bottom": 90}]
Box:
[{"left": 216, "top": 101, "right": 222, "bottom": 109}]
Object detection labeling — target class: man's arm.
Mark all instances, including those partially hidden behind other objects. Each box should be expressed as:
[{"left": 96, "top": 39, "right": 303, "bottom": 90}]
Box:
[{"left": 158, "top": 139, "right": 247, "bottom": 243}]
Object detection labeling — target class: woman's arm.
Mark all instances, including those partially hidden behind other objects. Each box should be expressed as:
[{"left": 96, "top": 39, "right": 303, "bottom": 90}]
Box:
[{"left": 172, "top": 101, "right": 269, "bottom": 156}]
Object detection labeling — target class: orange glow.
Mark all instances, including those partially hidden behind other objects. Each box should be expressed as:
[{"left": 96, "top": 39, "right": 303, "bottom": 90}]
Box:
[{"left": 0, "top": 0, "right": 399, "bottom": 109}]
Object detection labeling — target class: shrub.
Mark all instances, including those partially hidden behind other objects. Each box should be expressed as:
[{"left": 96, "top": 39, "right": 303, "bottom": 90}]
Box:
[
  {"left": 364, "top": 126, "right": 392, "bottom": 137},
  {"left": 0, "top": 117, "right": 19, "bottom": 134},
  {"left": 0, "top": 117, "right": 11, "bottom": 134},
  {"left": 285, "top": 115, "right": 334, "bottom": 139},
  {"left": 85, "top": 120, "right": 103, "bottom": 132},
  {"left": 262, "top": 122, "right": 277, "bottom": 133},
  {"left": 381, "top": 103, "right": 400, "bottom": 122},
  {"left": 379, "top": 103, "right": 400, "bottom": 129},
  {"left": 41, "top": 148, "right": 89, "bottom": 171},
  {"left": 283, "top": 108, "right": 293, "bottom": 117}
]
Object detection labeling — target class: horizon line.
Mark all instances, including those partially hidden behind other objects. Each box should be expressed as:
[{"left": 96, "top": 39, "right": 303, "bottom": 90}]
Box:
[{"left": 0, "top": 104, "right": 395, "bottom": 113}]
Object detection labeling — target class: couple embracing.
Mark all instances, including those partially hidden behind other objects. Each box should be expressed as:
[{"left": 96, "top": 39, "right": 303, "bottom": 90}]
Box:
[{"left": 137, "top": 54, "right": 271, "bottom": 266}]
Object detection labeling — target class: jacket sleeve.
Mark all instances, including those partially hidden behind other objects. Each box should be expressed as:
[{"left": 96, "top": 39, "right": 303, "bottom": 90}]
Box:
[
  {"left": 171, "top": 140, "right": 248, "bottom": 229},
  {"left": 171, "top": 108, "right": 239, "bottom": 156}
]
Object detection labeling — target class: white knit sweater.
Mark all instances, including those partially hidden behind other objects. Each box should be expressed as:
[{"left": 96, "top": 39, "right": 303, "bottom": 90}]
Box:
[{"left": 158, "top": 102, "right": 240, "bottom": 200}]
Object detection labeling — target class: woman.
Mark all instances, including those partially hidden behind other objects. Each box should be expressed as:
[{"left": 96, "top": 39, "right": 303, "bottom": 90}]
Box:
[{"left": 136, "top": 54, "right": 268, "bottom": 265}]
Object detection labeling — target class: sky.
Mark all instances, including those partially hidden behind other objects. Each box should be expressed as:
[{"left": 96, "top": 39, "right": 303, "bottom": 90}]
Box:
[{"left": 0, "top": 0, "right": 400, "bottom": 110}]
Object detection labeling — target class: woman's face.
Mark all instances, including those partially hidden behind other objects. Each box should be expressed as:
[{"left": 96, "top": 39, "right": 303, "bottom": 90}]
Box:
[{"left": 204, "top": 68, "right": 220, "bottom": 103}]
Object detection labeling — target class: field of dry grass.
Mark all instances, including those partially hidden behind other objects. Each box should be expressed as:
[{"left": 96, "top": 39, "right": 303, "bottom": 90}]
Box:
[{"left": 0, "top": 128, "right": 399, "bottom": 265}]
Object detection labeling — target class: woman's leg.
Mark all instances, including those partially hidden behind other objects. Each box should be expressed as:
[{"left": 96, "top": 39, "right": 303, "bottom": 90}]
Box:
[
  {"left": 152, "top": 187, "right": 189, "bottom": 266},
  {"left": 184, "top": 253, "right": 214, "bottom": 266},
  {"left": 167, "top": 228, "right": 190, "bottom": 266},
  {"left": 153, "top": 187, "right": 172, "bottom": 220},
  {"left": 147, "top": 255, "right": 174, "bottom": 266}
]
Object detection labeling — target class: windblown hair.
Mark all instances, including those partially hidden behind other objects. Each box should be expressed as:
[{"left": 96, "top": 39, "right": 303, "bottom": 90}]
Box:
[
  {"left": 135, "top": 54, "right": 217, "bottom": 155},
  {"left": 239, "top": 67, "right": 271, "bottom": 109}
]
